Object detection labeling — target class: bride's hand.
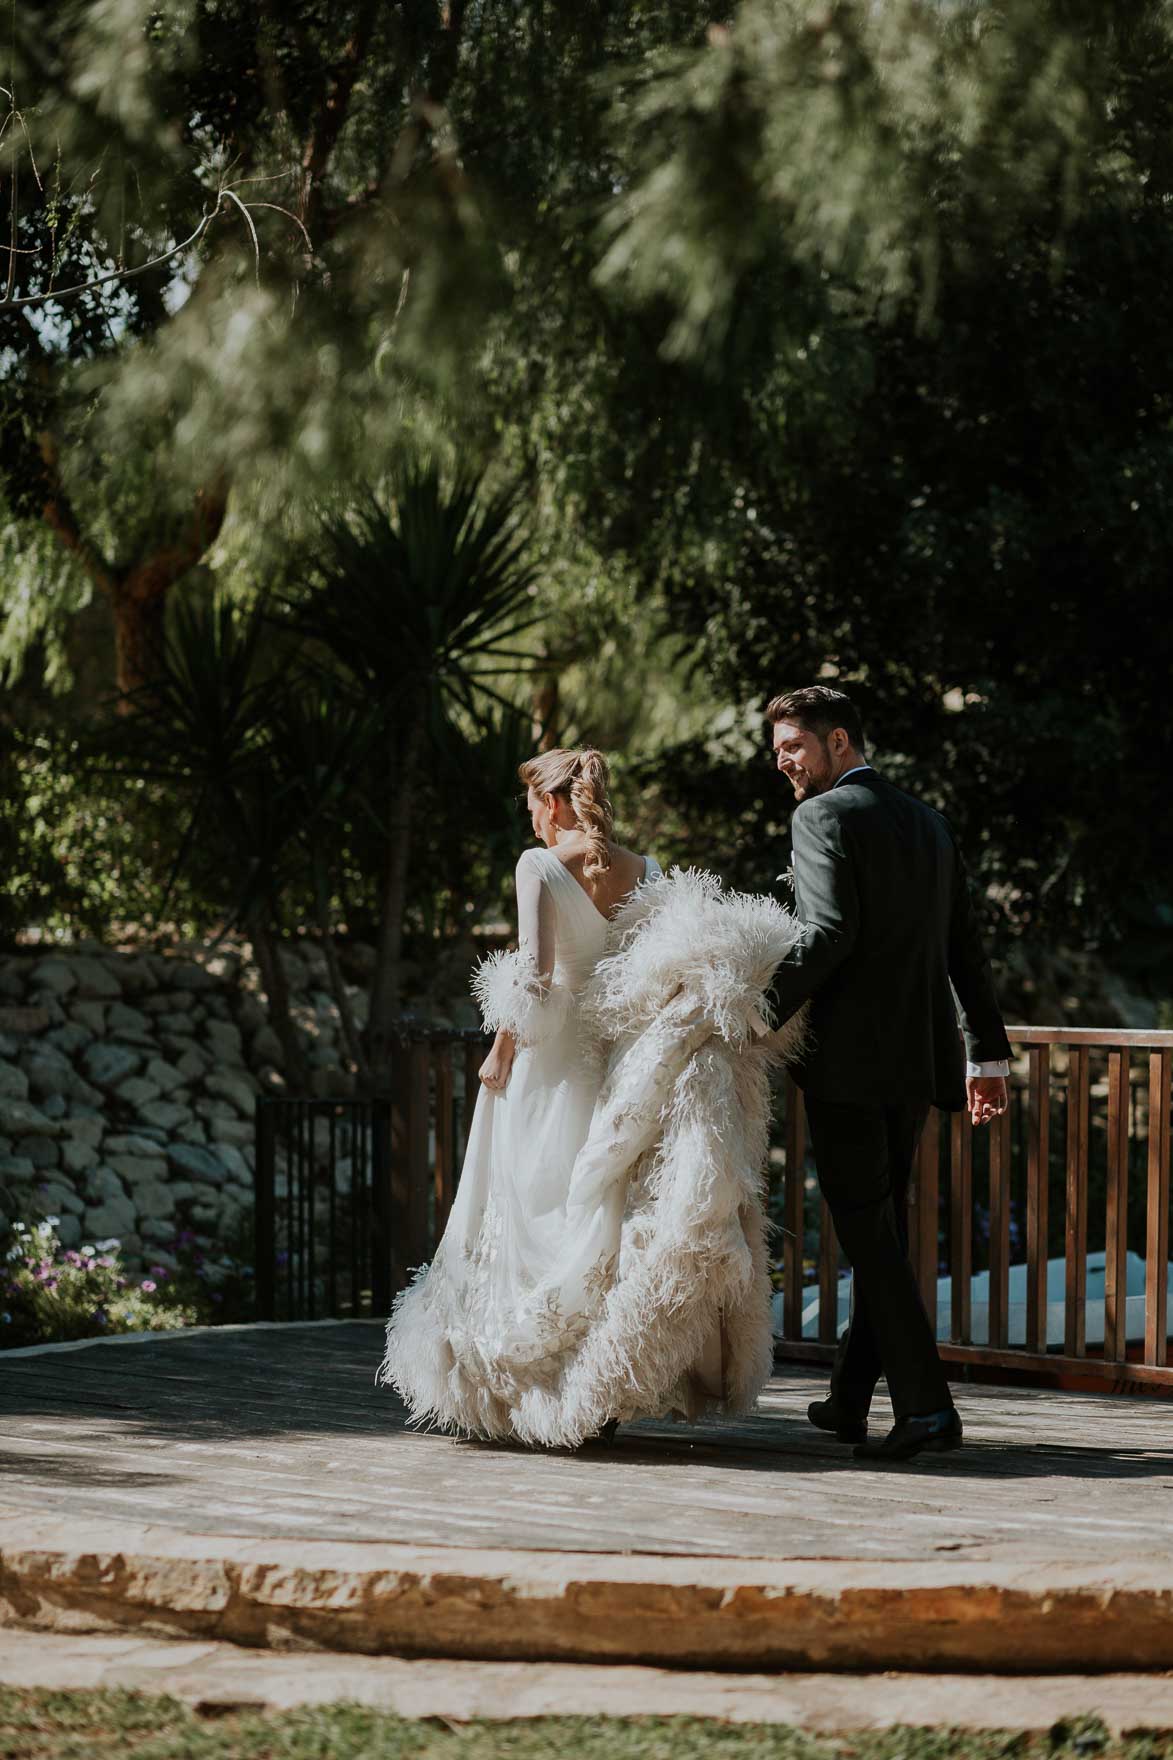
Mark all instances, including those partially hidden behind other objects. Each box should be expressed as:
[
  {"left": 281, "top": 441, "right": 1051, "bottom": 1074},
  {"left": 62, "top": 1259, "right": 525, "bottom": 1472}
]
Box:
[{"left": 479, "top": 1032, "right": 515, "bottom": 1093}]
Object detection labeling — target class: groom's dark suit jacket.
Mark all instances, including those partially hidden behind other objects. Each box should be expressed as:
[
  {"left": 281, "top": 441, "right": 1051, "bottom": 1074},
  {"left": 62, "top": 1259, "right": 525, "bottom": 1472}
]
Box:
[{"left": 767, "top": 769, "right": 1011, "bottom": 1112}]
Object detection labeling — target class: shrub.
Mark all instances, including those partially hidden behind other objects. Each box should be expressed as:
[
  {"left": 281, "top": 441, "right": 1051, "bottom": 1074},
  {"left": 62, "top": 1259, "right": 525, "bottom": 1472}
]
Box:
[{"left": 1, "top": 1220, "right": 201, "bottom": 1349}]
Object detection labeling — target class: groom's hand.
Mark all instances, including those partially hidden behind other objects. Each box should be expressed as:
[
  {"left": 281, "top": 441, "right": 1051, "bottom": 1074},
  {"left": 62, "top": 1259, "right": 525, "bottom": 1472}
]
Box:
[{"left": 968, "top": 1074, "right": 1008, "bottom": 1127}]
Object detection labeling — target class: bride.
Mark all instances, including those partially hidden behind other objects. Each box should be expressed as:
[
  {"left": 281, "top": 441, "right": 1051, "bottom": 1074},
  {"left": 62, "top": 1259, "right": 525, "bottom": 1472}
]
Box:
[{"left": 380, "top": 745, "right": 804, "bottom": 1446}]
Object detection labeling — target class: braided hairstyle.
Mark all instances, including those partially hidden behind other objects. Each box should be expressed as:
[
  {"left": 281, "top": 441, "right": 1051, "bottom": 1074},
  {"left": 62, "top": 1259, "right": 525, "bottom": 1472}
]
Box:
[{"left": 519, "top": 747, "right": 615, "bottom": 879}]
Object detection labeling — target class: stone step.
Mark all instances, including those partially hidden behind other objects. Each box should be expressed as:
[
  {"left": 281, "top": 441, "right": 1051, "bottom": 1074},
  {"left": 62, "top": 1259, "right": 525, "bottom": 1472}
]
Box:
[
  {"left": 2, "top": 1505, "right": 1171, "bottom": 1673},
  {"left": 4, "top": 1626, "right": 1173, "bottom": 1728}
]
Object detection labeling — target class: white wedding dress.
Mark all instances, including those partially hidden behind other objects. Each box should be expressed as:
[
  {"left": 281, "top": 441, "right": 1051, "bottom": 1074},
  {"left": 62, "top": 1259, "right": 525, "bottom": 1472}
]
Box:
[
  {"left": 380, "top": 853, "right": 802, "bottom": 1445},
  {"left": 380, "top": 845, "right": 661, "bottom": 1437}
]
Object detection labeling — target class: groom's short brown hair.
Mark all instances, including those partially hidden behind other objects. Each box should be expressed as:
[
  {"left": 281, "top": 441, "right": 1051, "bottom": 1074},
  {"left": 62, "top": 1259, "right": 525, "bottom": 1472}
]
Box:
[{"left": 765, "top": 686, "right": 867, "bottom": 753}]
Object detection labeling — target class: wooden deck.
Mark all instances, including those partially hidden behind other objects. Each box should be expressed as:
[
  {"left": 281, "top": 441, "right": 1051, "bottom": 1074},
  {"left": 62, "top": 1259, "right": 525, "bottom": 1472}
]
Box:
[{"left": 3, "top": 1320, "right": 1171, "bottom": 1564}]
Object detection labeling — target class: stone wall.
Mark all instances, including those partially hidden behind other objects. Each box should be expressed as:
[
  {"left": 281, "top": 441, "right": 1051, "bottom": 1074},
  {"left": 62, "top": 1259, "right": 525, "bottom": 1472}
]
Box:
[{"left": 0, "top": 942, "right": 360, "bottom": 1278}]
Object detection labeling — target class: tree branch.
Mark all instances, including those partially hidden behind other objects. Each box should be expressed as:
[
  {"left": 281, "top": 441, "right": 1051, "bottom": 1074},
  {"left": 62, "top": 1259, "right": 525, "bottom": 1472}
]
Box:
[{"left": 300, "top": 0, "right": 381, "bottom": 229}]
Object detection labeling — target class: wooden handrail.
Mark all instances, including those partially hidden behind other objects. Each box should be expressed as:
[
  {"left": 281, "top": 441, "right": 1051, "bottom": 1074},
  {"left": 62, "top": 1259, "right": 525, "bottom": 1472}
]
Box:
[{"left": 1007, "top": 1026, "right": 1173, "bottom": 1048}]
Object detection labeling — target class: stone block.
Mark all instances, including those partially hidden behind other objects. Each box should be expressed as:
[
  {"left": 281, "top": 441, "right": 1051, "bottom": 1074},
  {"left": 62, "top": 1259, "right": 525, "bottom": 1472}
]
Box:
[
  {"left": 35, "top": 1180, "right": 84, "bottom": 1216},
  {"left": 86, "top": 1167, "right": 128, "bottom": 1204},
  {"left": 138, "top": 1100, "right": 193, "bottom": 1133},
  {"left": 0, "top": 1155, "right": 35, "bottom": 1184},
  {"left": 214, "top": 1144, "right": 252, "bottom": 1185},
  {"left": 169, "top": 961, "right": 217, "bottom": 992},
  {"left": 206, "top": 1022, "right": 245, "bottom": 1066},
  {"left": 107, "top": 1001, "right": 150, "bottom": 1035},
  {"left": 116, "top": 1076, "right": 162, "bottom": 1110},
  {"left": 139, "top": 1218, "right": 177, "bottom": 1246},
  {"left": 106, "top": 1153, "right": 167, "bottom": 1186},
  {"left": 29, "top": 957, "right": 77, "bottom": 996},
  {"left": 43, "top": 1023, "right": 95, "bottom": 1056},
  {"left": 83, "top": 1196, "right": 136, "bottom": 1240},
  {"left": 21, "top": 1048, "right": 76, "bottom": 1099},
  {"left": 82, "top": 1043, "right": 141, "bottom": 1091},
  {"left": 204, "top": 1072, "right": 256, "bottom": 1118},
  {"left": 166, "top": 1142, "right": 228, "bottom": 1185},
  {"left": 113, "top": 955, "right": 155, "bottom": 994},
  {"left": 53, "top": 1213, "right": 82, "bottom": 1248},
  {"left": 60, "top": 1136, "right": 100, "bottom": 1177},
  {"left": 208, "top": 1116, "right": 254, "bottom": 1148},
  {"left": 133, "top": 1180, "right": 177, "bottom": 1220},
  {"left": 104, "top": 1134, "right": 164, "bottom": 1157},
  {"left": 0, "top": 1062, "right": 29, "bottom": 1102},
  {"left": 175, "top": 1048, "right": 209, "bottom": 1082},
  {"left": 16, "top": 1136, "right": 59, "bottom": 1169},
  {"left": 175, "top": 1120, "right": 208, "bottom": 1145},
  {"left": 70, "top": 957, "right": 123, "bottom": 1000},
  {"left": 249, "top": 1024, "right": 286, "bottom": 1067},
  {"left": 109, "top": 1029, "right": 162, "bottom": 1051},
  {"left": 40, "top": 1095, "right": 67, "bottom": 1120},
  {"left": 23, "top": 993, "right": 66, "bottom": 1027},
  {"left": 63, "top": 1115, "right": 105, "bottom": 1147},
  {"left": 195, "top": 1097, "right": 234, "bottom": 1120},
  {"left": 146, "top": 1057, "right": 185, "bottom": 1095},
  {"left": 157, "top": 1011, "right": 195, "bottom": 1033},
  {"left": 0, "top": 1098, "right": 63, "bottom": 1139},
  {"left": 169, "top": 1181, "right": 197, "bottom": 1202},
  {"left": 69, "top": 1001, "right": 108, "bottom": 1034}
]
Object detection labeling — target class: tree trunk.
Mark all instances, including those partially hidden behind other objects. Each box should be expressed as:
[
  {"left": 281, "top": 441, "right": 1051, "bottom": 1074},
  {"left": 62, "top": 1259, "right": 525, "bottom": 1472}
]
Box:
[
  {"left": 110, "top": 579, "right": 170, "bottom": 700},
  {"left": 532, "top": 669, "right": 560, "bottom": 749},
  {"left": 366, "top": 714, "right": 425, "bottom": 1077}
]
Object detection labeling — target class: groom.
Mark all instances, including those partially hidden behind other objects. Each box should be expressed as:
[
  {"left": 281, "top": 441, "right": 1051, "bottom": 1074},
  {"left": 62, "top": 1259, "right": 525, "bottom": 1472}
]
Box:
[{"left": 764, "top": 685, "right": 1012, "bottom": 1463}]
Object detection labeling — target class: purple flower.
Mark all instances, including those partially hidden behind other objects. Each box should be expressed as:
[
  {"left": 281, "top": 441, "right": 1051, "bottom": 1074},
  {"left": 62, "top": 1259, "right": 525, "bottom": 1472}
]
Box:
[{"left": 141, "top": 1279, "right": 157, "bottom": 1294}]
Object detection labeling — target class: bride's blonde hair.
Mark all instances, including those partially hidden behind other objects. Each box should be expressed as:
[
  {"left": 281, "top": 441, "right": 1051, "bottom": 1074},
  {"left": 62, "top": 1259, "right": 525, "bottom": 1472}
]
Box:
[{"left": 519, "top": 747, "right": 614, "bottom": 880}]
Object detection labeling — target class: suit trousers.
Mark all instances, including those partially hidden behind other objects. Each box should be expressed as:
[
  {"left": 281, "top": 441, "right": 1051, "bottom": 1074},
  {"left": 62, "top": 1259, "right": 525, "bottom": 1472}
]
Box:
[{"left": 803, "top": 1095, "right": 953, "bottom": 1420}]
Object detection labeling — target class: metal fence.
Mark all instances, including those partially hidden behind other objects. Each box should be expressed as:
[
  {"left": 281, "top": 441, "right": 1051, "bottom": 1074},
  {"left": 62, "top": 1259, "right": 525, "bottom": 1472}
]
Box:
[{"left": 253, "top": 1026, "right": 488, "bottom": 1322}]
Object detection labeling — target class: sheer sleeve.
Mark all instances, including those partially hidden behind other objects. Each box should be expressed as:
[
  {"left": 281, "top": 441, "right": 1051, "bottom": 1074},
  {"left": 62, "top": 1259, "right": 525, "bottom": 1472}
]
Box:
[
  {"left": 516, "top": 849, "right": 556, "bottom": 990},
  {"left": 470, "top": 851, "right": 571, "bottom": 1046}
]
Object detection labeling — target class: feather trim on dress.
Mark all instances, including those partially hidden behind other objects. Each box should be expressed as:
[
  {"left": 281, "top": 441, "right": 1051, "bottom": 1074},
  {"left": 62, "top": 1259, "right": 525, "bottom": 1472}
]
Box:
[{"left": 471, "top": 947, "right": 574, "bottom": 1046}]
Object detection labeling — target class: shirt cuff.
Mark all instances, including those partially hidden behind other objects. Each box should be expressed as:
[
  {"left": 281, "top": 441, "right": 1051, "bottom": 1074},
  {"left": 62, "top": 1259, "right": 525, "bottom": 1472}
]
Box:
[{"left": 967, "top": 1059, "right": 1010, "bottom": 1079}]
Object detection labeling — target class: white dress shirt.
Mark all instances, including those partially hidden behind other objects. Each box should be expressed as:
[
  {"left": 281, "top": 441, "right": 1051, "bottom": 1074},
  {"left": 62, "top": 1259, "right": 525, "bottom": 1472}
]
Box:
[{"left": 833, "top": 765, "right": 1009, "bottom": 1081}]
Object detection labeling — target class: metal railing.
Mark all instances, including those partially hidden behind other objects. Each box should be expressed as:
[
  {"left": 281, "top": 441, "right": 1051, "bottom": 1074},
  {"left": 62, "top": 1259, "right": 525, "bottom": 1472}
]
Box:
[{"left": 771, "top": 1028, "right": 1173, "bottom": 1390}]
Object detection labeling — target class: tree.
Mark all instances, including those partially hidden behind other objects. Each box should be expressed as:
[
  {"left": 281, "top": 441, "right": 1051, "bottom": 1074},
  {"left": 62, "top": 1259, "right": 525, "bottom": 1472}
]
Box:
[{"left": 288, "top": 463, "right": 540, "bottom": 1060}]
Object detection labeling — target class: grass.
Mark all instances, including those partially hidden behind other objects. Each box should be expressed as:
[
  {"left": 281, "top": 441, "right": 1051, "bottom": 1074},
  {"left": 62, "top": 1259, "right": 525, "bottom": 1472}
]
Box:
[{"left": 1, "top": 1693, "right": 1171, "bottom": 1760}]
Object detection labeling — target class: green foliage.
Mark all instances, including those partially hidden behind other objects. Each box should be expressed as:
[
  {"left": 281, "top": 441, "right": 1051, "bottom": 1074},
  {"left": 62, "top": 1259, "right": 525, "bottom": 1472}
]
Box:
[{"left": 1, "top": 1220, "right": 200, "bottom": 1349}]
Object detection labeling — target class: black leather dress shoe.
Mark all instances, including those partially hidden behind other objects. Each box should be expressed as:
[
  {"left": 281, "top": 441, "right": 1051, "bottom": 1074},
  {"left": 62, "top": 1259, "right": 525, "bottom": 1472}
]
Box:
[
  {"left": 853, "top": 1408, "right": 962, "bottom": 1463},
  {"left": 807, "top": 1398, "right": 867, "bottom": 1446}
]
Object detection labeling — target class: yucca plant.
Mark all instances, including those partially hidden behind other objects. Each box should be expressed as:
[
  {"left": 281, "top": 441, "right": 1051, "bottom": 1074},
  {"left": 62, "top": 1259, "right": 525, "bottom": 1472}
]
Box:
[
  {"left": 99, "top": 591, "right": 317, "bottom": 1083},
  {"left": 289, "top": 462, "right": 540, "bottom": 1066}
]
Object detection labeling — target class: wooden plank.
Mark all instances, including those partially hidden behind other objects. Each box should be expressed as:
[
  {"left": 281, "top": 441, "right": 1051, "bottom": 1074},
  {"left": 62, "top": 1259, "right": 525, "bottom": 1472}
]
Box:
[
  {"left": 988, "top": 1105, "right": 1011, "bottom": 1350},
  {"left": 434, "top": 1043, "right": 456, "bottom": 1246},
  {"left": 1145, "top": 1049, "right": 1171, "bottom": 1368},
  {"left": 914, "top": 1109, "right": 940, "bottom": 1325},
  {"left": 817, "top": 1198, "right": 837, "bottom": 1345},
  {"left": 1007, "top": 1027, "right": 1173, "bottom": 1049},
  {"left": 1065, "top": 1047, "right": 1089, "bottom": 1359},
  {"left": 782, "top": 1075, "right": 805, "bottom": 1342},
  {"left": 1104, "top": 1049, "right": 1131, "bottom": 1364},
  {"left": 1026, "top": 1046, "right": 1051, "bottom": 1354},
  {"left": 950, "top": 1110, "right": 973, "bottom": 1344}
]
